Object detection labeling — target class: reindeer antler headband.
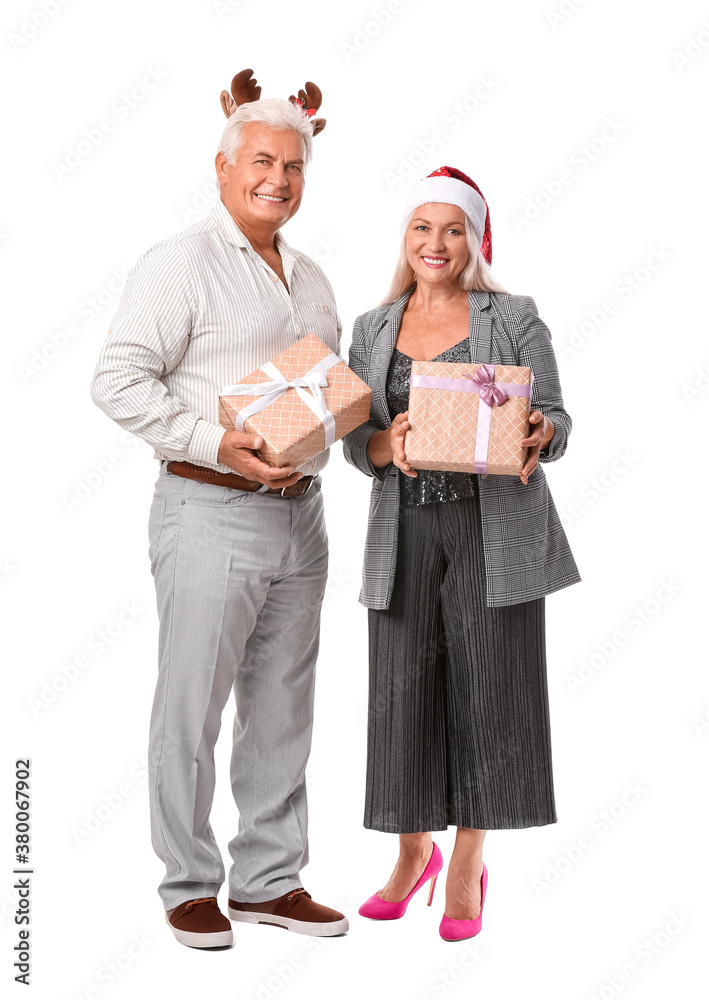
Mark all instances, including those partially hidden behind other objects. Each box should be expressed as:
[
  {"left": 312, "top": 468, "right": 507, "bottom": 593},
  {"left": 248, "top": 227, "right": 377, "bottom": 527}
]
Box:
[{"left": 220, "top": 68, "right": 326, "bottom": 136}]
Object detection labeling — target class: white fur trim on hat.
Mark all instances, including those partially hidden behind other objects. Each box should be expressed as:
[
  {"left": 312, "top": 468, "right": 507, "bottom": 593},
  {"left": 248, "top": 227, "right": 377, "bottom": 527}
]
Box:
[{"left": 402, "top": 176, "right": 486, "bottom": 244}]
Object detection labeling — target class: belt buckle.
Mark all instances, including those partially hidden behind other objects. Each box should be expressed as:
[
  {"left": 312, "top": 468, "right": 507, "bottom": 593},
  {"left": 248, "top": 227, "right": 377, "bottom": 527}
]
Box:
[{"left": 281, "top": 477, "right": 312, "bottom": 498}]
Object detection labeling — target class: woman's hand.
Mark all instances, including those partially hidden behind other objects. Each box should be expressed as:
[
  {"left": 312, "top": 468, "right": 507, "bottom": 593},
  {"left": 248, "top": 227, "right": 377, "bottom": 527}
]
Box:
[
  {"left": 389, "top": 412, "right": 417, "bottom": 478},
  {"left": 367, "top": 412, "right": 418, "bottom": 477},
  {"left": 519, "top": 410, "right": 555, "bottom": 485}
]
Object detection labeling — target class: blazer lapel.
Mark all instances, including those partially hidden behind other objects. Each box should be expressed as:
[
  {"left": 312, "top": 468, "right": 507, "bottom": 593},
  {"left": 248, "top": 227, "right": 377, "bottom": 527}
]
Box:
[
  {"left": 468, "top": 289, "right": 493, "bottom": 364},
  {"left": 369, "top": 289, "right": 414, "bottom": 422},
  {"left": 368, "top": 287, "right": 494, "bottom": 424}
]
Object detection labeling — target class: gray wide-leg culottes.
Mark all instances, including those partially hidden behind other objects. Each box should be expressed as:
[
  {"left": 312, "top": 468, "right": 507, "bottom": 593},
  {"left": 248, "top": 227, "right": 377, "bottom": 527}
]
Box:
[{"left": 365, "top": 491, "right": 558, "bottom": 833}]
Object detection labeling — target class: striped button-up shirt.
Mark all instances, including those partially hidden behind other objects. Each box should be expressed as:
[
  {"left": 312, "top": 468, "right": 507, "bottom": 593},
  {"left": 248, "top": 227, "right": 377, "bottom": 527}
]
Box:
[{"left": 90, "top": 196, "right": 342, "bottom": 476}]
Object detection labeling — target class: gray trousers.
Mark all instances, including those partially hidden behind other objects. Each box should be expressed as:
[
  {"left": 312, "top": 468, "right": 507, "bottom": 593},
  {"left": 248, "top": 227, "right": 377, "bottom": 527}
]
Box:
[{"left": 147, "top": 461, "right": 328, "bottom": 910}]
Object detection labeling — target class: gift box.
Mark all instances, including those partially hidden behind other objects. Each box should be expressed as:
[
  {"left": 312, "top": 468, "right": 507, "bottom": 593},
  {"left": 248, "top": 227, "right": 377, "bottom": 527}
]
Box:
[
  {"left": 219, "top": 333, "right": 371, "bottom": 467},
  {"left": 405, "top": 361, "right": 534, "bottom": 476}
]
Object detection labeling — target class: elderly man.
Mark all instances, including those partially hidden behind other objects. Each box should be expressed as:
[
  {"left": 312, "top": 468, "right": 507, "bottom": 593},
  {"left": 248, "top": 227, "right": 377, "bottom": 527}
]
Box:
[{"left": 90, "top": 70, "right": 348, "bottom": 947}]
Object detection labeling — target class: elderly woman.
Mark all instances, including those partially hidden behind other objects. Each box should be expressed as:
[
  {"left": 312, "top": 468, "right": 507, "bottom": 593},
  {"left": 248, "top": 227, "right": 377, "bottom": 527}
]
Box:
[{"left": 343, "top": 166, "right": 580, "bottom": 941}]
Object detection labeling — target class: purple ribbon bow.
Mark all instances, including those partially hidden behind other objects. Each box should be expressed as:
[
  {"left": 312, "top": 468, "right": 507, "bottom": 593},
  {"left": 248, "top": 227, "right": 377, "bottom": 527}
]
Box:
[{"left": 464, "top": 364, "right": 511, "bottom": 408}]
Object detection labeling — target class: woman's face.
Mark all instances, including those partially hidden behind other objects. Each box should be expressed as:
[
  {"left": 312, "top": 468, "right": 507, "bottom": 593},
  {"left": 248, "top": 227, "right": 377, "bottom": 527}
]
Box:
[{"left": 405, "top": 202, "right": 469, "bottom": 289}]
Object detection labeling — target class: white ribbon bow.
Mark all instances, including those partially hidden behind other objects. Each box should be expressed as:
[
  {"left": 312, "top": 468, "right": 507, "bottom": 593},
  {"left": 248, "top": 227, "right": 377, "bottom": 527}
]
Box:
[{"left": 221, "top": 352, "right": 341, "bottom": 449}]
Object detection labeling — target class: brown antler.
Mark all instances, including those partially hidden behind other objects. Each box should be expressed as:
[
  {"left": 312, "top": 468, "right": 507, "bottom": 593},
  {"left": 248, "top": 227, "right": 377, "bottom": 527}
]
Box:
[
  {"left": 220, "top": 68, "right": 262, "bottom": 119},
  {"left": 289, "top": 81, "right": 326, "bottom": 136},
  {"left": 296, "top": 82, "right": 322, "bottom": 113},
  {"left": 231, "top": 68, "right": 262, "bottom": 104}
]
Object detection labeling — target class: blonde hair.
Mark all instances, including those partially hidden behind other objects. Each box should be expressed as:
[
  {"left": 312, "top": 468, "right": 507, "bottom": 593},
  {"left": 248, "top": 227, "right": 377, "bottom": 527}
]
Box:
[{"left": 380, "top": 212, "right": 509, "bottom": 305}]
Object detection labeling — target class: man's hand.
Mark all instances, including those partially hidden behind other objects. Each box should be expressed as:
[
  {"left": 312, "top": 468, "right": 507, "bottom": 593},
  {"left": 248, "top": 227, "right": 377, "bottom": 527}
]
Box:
[
  {"left": 217, "top": 430, "right": 303, "bottom": 489},
  {"left": 519, "top": 410, "right": 555, "bottom": 485}
]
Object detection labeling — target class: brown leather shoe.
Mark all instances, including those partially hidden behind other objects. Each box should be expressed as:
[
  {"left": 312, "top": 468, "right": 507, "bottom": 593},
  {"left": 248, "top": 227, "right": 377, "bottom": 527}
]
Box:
[
  {"left": 228, "top": 888, "right": 348, "bottom": 936},
  {"left": 166, "top": 896, "right": 233, "bottom": 948}
]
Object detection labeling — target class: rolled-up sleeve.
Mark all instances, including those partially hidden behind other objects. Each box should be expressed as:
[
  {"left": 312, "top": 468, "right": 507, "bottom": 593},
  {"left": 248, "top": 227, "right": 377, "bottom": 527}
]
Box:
[
  {"left": 342, "top": 315, "right": 392, "bottom": 481},
  {"left": 517, "top": 295, "right": 571, "bottom": 464},
  {"left": 89, "top": 241, "right": 225, "bottom": 465}
]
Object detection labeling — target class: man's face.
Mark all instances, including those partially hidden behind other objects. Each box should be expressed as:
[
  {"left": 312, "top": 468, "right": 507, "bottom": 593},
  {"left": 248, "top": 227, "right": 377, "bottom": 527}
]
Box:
[{"left": 216, "top": 122, "right": 307, "bottom": 230}]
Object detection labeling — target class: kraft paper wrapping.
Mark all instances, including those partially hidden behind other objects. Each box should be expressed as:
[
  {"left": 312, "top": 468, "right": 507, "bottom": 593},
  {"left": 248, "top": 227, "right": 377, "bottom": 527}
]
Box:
[
  {"left": 405, "top": 360, "right": 533, "bottom": 476},
  {"left": 219, "top": 333, "right": 372, "bottom": 467}
]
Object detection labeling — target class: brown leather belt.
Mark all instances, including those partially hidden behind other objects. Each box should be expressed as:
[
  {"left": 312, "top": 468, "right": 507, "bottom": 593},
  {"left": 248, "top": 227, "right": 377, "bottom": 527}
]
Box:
[{"left": 166, "top": 461, "right": 314, "bottom": 498}]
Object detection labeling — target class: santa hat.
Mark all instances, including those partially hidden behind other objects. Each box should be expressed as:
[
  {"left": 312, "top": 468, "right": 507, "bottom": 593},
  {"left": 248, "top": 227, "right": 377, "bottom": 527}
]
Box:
[{"left": 402, "top": 166, "right": 492, "bottom": 264}]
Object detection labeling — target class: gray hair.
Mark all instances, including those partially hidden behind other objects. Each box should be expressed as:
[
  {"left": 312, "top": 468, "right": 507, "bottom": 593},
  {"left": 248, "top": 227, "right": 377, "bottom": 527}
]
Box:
[
  {"left": 380, "top": 212, "right": 509, "bottom": 305},
  {"left": 217, "top": 97, "right": 314, "bottom": 169}
]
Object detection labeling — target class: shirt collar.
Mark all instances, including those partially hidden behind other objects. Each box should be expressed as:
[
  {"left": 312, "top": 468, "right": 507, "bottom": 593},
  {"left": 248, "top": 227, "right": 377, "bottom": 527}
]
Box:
[{"left": 209, "top": 197, "right": 299, "bottom": 264}]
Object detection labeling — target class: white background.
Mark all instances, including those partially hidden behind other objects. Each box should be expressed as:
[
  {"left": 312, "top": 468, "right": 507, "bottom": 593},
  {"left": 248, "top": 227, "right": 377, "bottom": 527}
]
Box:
[{"left": 2, "top": 0, "right": 707, "bottom": 997}]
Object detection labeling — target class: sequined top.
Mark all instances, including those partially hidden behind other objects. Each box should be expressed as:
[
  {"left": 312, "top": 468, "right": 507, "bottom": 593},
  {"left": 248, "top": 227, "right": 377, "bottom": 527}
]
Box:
[{"left": 386, "top": 337, "right": 478, "bottom": 506}]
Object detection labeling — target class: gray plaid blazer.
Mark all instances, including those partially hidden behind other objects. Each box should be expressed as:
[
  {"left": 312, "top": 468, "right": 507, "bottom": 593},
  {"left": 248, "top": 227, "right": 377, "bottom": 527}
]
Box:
[{"left": 342, "top": 287, "right": 581, "bottom": 609}]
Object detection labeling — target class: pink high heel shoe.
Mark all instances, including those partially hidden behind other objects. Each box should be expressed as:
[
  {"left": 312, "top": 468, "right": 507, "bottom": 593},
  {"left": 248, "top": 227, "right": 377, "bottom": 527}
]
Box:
[
  {"left": 439, "top": 862, "right": 488, "bottom": 941},
  {"left": 359, "top": 842, "right": 443, "bottom": 920}
]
